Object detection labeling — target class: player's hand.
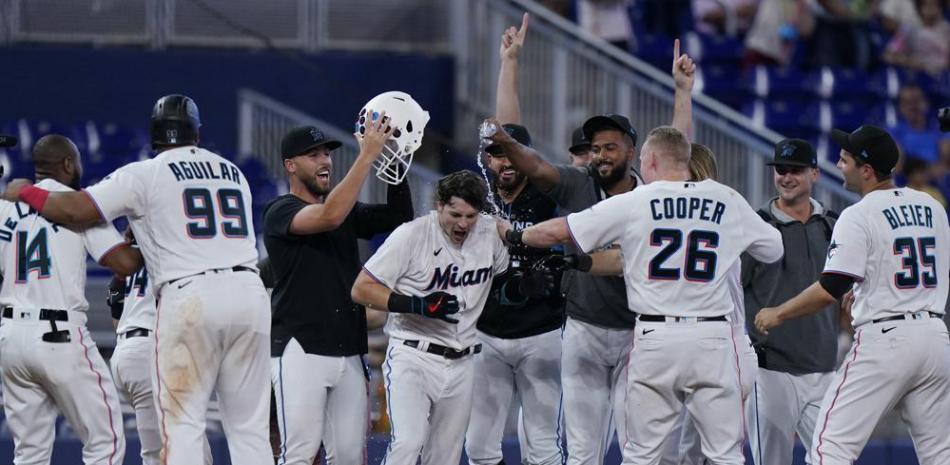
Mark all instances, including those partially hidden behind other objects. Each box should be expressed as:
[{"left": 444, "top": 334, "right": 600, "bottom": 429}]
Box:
[
  {"left": 496, "top": 217, "right": 513, "bottom": 242},
  {"left": 356, "top": 108, "right": 393, "bottom": 160},
  {"left": 483, "top": 117, "right": 517, "bottom": 146},
  {"left": 388, "top": 291, "right": 461, "bottom": 324},
  {"left": 755, "top": 307, "right": 783, "bottom": 335},
  {"left": 106, "top": 277, "right": 125, "bottom": 315},
  {"left": 499, "top": 13, "right": 529, "bottom": 61},
  {"left": 538, "top": 254, "right": 593, "bottom": 273},
  {"left": 518, "top": 269, "right": 557, "bottom": 299},
  {"left": 416, "top": 291, "right": 460, "bottom": 324},
  {"left": 672, "top": 38, "right": 696, "bottom": 93},
  {"left": 1, "top": 178, "right": 33, "bottom": 202}
]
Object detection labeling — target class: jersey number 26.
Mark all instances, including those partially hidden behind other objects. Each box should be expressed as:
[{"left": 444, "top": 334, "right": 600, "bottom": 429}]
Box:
[{"left": 648, "top": 228, "right": 719, "bottom": 282}]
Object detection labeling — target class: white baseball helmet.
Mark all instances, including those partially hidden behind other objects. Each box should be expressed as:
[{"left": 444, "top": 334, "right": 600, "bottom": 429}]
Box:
[{"left": 355, "top": 91, "right": 430, "bottom": 185}]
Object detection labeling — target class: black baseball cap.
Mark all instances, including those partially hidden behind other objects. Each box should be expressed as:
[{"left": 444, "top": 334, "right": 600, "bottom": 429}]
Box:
[
  {"left": 830, "top": 125, "right": 900, "bottom": 174},
  {"left": 767, "top": 138, "right": 817, "bottom": 168},
  {"left": 0, "top": 134, "right": 17, "bottom": 148},
  {"left": 569, "top": 127, "right": 590, "bottom": 154},
  {"left": 280, "top": 126, "right": 342, "bottom": 159},
  {"left": 582, "top": 114, "right": 638, "bottom": 146},
  {"left": 486, "top": 124, "right": 532, "bottom": 155}
]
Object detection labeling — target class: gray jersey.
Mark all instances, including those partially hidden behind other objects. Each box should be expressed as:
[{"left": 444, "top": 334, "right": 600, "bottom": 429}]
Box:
[
  {"left": 544, "top": 164, "right": 638, "bottom": 328},
  {"left": 742, "top": 198, "right": 839, "bottom": 374}
]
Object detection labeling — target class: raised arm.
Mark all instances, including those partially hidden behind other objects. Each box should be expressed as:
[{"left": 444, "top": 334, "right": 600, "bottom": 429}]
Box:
[
  {"left": 497, "top": 216, "right": 572, "bottom": 249},
  {"left": 671, "top": 38, "right": 696, "bottom": 140},
  {"left": 483, "top": 117, "right": 561, "bottom": 192},
  {"left": 290, "top": 113, "right": 391, "bottom": 234},
  {"left": 496, "top": 13, "right": 529, "bottom": 125}
]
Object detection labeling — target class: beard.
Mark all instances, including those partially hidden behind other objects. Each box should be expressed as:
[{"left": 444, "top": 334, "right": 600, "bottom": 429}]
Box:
[
  {"left": 303, "top": 175, "right": 331, "bottom": 198},
  {"left": 597, "top": 162, "right": 628, "bottom": 189},
  {"left": 494, "top": 170, "right": 526, "bottom": 193}
]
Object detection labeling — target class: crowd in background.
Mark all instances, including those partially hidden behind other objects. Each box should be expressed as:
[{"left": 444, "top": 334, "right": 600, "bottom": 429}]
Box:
[{"left": 538, "top": 0, "right": 950, "bottom": 212}]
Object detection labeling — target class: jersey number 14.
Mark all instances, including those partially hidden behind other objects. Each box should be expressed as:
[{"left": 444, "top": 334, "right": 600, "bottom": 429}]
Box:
[{"left": 16, "top": 228, "right": 51, "bottom": 283}]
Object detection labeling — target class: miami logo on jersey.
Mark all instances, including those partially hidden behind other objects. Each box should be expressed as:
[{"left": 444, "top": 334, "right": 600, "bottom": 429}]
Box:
[{"left": 424, "top": 264, "right": 493, "bottom": 291}]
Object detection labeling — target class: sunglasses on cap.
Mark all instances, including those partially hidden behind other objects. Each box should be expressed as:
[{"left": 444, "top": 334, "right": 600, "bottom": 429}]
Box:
[{"left": 775, "top": 166, "right": 807, "bottom": 176}]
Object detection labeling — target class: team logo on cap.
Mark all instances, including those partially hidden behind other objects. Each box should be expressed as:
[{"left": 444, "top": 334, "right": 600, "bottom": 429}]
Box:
[
  {"left": 780, "top": 143, "right": 795, "bottom": 158},
  {"left": 309, "top": 128, "right": 324, "bottom": 142},
  {"left": 860, "top": 149, "right": 870, "bottom": 159}
]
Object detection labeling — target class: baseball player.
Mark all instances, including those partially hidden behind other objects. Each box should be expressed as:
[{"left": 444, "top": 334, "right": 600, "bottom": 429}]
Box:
[
  {"left": 755, "top": 125, "right": 950, "bottom": 465},
  {"left": 265, "top": 112, "right": 414, "bottom": 465},
  {"left": 3, "top": 95, "right": 273, "bottom": 465},
  {"left": 464, "top": 17, "right": 566, "bottom": 465},
  {"left": 743, "top": 139, "right": 840, "bottom": 465},
  {"left": 351, "top": 170, "right": 533, "bottom": 465},
  {"left": 502, "top": 126, "right": 783, "bottom": 464},
  {"left": 0, "top": 134, "right": 143, "bottom": 465},
  {"left": 485, "top": 28, "right": 697, "bottom": 463}
]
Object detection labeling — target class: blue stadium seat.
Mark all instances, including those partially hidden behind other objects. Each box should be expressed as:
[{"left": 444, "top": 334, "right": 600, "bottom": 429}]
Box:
[
  {"left": 700, "top": 65, "right": 754, "bottom": 110},
  {"left": 760, "top": 67, "right": 822, "bottom": 100},
  {"left": 689, "top": 32, "right": 744, "bottom": 66},
  {"left": 831, "top": 100, "right": 872, "bottom": 131},
  {"left": 633, "top": 33, "right": 674, "bottom": 70},
  {"left": 829, "top": 68, "right": 887, "bottom": 101}
]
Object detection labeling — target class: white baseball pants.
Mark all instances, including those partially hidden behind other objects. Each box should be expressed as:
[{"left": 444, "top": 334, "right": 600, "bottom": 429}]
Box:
[
  {"left": 271, "top": 338, "right": 368, "bottom": 465},
  {"left": 746, "top": 369, "right": 832, "bottom": 465},
  {"left": 111, "top": 333, "right": 162, "bottom": 465},
  {"left": 153, "top": 270, "right": 272, "bottom": 465},
  {"left": 0, "top": 309, "right": 125, "bottom": 465},
  {"left": 809, "top": 315, "right": 950, "bottom": 465},
  {"left": 562, "top": 317, "right": 633, "bottom": 465},
  {"left": 381, "top": 339, "right": 476, "bottom": 465},
  {"left": 623, "top": 320, "right": 745, "bottom": 465},
  {"left": 466, "top": 329, "right": 564, "bottom": 465}
]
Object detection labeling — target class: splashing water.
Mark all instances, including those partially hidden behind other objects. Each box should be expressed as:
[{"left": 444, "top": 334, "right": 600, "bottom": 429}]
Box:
[{"left": 477, "top": 121, "right": 503, "bottom": 218}]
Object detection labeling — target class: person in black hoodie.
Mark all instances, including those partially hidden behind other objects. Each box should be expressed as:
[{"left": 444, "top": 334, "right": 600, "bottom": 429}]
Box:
[{"left": 742, "top": 138, "right": 841, "bottom": 465}]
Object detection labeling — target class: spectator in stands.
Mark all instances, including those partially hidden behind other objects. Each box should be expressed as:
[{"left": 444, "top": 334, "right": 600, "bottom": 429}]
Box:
[
  {"left": 577, "top": 0, "right": 635, "bottom": 50},
  {"left": 743, "top": 0, "right": 813, "bottom": 68},
  {"left": 902, "top": 156, "right": 948, "bottom": 208},
  {"left": 889, "top": 84, "right": 950, "bottom": 164},
  {"left": 877, "top": 0, "right": 922, "bottom": 34},
  {"left": 804, "top": 0, "right": 874, "bottom": 69},
  {"left": 882, "top": 0, "right": 950, "bottom": 76},
  {"left": 693, "top": 0, "right": 758, "bottom": 36}
]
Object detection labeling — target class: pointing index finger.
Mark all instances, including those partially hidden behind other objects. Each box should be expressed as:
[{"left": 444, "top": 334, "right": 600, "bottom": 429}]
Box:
[
  {"left": 519, "top": 12, "right": 529, "bottom": 36},
  {"left": 673, "top": 38, "right": 680, "bottom": 60}
]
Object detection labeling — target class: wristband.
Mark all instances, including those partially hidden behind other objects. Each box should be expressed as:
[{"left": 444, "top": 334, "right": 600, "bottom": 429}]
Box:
[
  {"left": 19, "top": 185, "right": 50, "bottom": 212},
  {"left": 575, "top": 254, "right": 593, "bottom": 272},
  {"left": 505, "top": 229, "right": 524, "bottom": 246}
]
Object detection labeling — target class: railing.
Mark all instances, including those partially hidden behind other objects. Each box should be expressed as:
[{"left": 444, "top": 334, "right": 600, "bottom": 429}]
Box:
[
  {"left": 2, "top": 0, "right": 452, "bottom": 52},
  {"left": 452, "top": 0, "right": 860, "bottom": 212},
  {"left": 237, "top": 88, "right": 441, "bottom": 214}
]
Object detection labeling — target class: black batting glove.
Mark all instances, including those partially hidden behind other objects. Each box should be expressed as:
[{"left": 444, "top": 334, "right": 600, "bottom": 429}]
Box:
[
  {"left": 388, "top": 291, "right": 461, "bottom": 324},
  {"left": 539, "top": 254, "right": 592, "bottom": 272},
  {"left": 107, "top": 277, "right": 126, "bottom": 320}
]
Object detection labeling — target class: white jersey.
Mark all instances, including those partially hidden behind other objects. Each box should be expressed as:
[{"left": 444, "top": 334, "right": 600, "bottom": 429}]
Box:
[
  {"left": 726, "top": 263, "right": 746, "bottom": 331},
  {"left": 567, "top": 179, "right": 783, "bottom": 317},
  {"left": 85, "top": 146, "right": 259, "bottom": 289},
  {"left": 823, "top": 187, "right": 950, "bottom": 327},
  {"left": 116, "top": 264, "right": 156, "bottom": 333},
  {"left": 363, "top": 211, "right": 509, "bottom": 350},
  {"left": 0, "top": 178, "right": 125, "bottom": 312}
]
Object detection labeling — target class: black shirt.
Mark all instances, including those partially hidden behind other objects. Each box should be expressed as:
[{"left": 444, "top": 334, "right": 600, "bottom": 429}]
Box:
[
  {"left": 264, "top": 182, "right": 412, "bottom": 357},
  {"left": 477, "top": 182, "right": 565, "bottom": 339}
]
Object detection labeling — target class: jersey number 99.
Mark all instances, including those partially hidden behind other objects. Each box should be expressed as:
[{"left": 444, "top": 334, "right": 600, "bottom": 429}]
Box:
[
  {"left": 183, "top": 188, "right": 249, "bottom": 239},
  {"left": 648, "top": 228, "right": 719, "bottom": 282}
]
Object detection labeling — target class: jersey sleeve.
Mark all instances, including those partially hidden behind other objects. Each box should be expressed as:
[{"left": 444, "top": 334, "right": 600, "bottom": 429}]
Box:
[
  {"left": 263, "top": 197, "right": 305, "bottom": 240},
  {"left": 737, "top": 195, "right": 783, "bottom": 264},
  {"left": 491, "top": 224, "right": 510, "bottom": 275},
  {"left": 84, "top": 163, "right": 148, "bottom": 221},
  {"left": 82, "top": 221, "right": 127, "bottom": 263},
  {"left": 565, "top": 193, "right": 629, "bottom": 253},
  {"left": 822, "top": 207, "right": 868, "bottom": 281},
  {"left": 362, "top": 222, "right": 415, "bottom": 290},
  {"left": 544, "top": 164, "right": 589, "bottom": 206}
]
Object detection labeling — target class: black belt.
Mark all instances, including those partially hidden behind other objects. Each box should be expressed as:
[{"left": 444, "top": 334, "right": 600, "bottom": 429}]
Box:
[
  {"left": 167, "top": 265, "right": 256, "bottom": 286},
  {"left": 403, "top": 340, "right": 482, "bottom": 360},
  {"left": 122, "top": 328, "right": 151, "bottom": 338},
  {"left": 2, "top": 307, "right": 68, "bottom": 321},
  {"left": 871, "top": 312, "right": 941, "bottom": 324},
  {"left": 638, "top": 315, "right": 727, "bottom": 323}
]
